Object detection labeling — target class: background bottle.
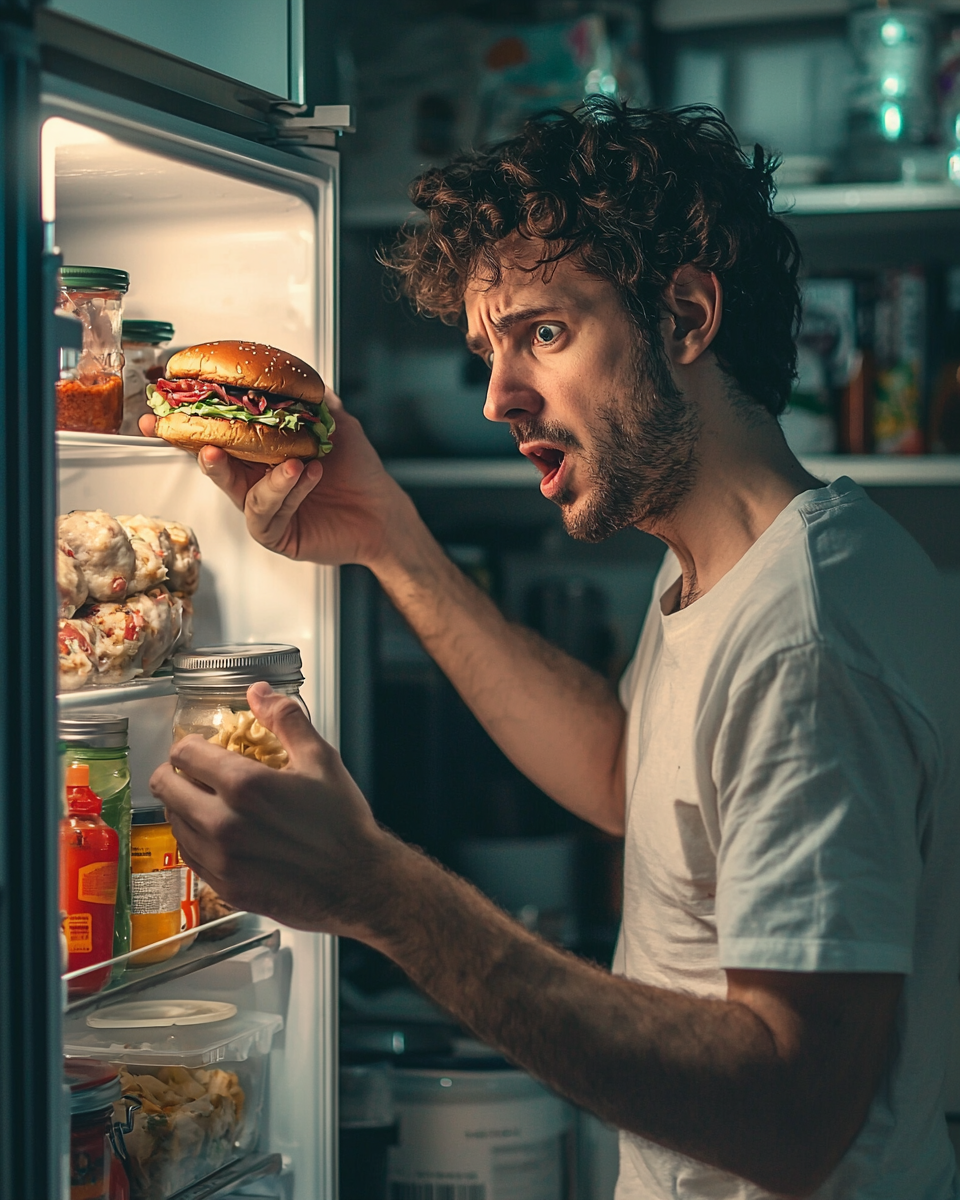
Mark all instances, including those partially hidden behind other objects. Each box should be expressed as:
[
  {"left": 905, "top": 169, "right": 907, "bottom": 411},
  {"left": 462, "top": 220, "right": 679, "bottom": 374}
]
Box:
[{"left": 130, "top": 805, "right": 181, "bottom": 965}]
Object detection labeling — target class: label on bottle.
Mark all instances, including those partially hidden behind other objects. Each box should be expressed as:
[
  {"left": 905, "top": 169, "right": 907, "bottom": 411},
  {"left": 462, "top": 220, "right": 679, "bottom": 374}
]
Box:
[
  {"left": 131, "top": 868, "right": 180, "bottom": 915},
  {"left": 64, "top": 912, "right": 93, "bottom": 954},
  {"left": 77, "top": 861, "right": 118, "bottom": 905}
]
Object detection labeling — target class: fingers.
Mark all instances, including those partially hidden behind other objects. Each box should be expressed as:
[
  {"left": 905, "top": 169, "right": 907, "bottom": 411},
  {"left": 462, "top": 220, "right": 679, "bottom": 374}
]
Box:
[
  {"left": 198, "top": 447, "right": 269, "bottom": 513},
  {"left": 139, "top": 414, "right": 158, "bottom": 437},
  {"left": 167, "top": 733, "right": 265, "bottom": 793},
  {"left": 246, "top": 681, "right": 332, "bottom": 772},
  {"left": 241, "top": 458, "right": 323, "bottom": 549}
]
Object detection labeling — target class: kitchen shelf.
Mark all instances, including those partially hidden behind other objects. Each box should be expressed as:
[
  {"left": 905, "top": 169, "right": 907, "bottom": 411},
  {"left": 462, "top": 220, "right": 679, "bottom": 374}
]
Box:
[
  {"left": 56, "top": 429, "right": 187, "bottom": 463},
  {"left": 386, "top": 455, "right": 960, "bottom": 490},
  {"left": 165, "top": 1152, "right": 283, "bottom": 1200},
  {"left": 777, "top": 183, "right": 960, "bottom": 217},
  {"left": 64, "top": 916, "right": 279, "bottom": 1017},
  {"left": 58, "top": 673, "right": 176, "bottom": 708}
]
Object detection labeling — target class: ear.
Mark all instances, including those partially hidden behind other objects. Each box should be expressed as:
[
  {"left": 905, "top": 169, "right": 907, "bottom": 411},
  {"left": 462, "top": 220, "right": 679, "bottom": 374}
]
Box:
[{"left": 660, "top": 266, "right": 723, "bottom": 367}]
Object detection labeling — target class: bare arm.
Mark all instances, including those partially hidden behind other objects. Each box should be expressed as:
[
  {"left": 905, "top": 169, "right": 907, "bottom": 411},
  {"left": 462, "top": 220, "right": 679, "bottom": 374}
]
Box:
[
  {"left": 161, "top": 398, "right": 626, "bottom": 833},
  {"left": 154, "top": 689, "right": 902, "bottom": 1198}
]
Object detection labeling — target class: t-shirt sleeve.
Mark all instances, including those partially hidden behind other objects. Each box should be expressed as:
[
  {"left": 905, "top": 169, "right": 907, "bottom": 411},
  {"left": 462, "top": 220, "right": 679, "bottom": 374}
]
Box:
[{"left": 712, "top": 642, "right": 927, "bottom": 974}]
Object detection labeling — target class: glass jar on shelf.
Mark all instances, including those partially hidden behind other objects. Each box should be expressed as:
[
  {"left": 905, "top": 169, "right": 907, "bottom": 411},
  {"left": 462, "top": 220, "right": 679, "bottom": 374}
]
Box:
[
  {"left": 172, "top": 644, "right": 307, "bottom": 771},
  {"left": 120, "top": 318, "right": 174, "bottom": 435},
  {"left": 56, "top": 265, "right": 129, "bottom": 434}
]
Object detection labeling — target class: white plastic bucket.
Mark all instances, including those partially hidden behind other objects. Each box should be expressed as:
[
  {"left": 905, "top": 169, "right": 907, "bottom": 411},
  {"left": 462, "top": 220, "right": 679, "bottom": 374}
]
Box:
[{"left": 388, "top": 1064, "right": 571, "bottom": 1200}]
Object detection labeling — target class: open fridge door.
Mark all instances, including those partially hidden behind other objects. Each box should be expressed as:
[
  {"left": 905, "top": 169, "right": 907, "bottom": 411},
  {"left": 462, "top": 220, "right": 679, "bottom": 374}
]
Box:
[{"left": 41, "top": 45, "right": 341, "bottom": 1200}]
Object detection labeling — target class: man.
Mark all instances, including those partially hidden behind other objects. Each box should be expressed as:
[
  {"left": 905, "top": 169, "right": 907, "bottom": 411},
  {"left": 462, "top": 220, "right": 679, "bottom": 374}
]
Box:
[{"left": 149, "top": 103, "right": 960, "bottom": 1198}]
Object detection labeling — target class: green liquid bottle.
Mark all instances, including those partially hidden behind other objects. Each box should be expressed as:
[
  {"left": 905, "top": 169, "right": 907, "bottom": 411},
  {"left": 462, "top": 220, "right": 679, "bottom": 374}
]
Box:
[{"left": 59, "top": 714, "right": 131, "bottom": 968}]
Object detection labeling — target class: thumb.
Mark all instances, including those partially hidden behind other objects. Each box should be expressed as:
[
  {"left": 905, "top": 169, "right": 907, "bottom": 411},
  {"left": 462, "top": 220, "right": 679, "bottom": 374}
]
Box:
[{"left": 246, "top": 681, "right": 332, "bottom": 773}]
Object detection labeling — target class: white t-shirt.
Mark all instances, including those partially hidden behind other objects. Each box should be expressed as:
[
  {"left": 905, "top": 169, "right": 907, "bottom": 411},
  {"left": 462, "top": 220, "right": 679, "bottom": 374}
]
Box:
[{"left": 613, "top": 477, "right": 960, "bottom": 1200}]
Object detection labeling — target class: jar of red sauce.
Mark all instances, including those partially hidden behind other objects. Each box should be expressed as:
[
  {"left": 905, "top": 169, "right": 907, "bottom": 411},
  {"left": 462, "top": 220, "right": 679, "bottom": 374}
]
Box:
[
  {"left": 57, "top": 265, "right": 129, "bottom": 434},
  {"left": 65, "top": 1058, "right": 129, "bottom": 1200}
]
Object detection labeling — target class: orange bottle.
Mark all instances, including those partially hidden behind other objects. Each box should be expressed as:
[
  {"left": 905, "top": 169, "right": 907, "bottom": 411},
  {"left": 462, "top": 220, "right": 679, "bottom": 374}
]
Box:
[
  {"left": 60, "top": 764, "right": 119, "bottom": 997},
  {"left": 129, "top": 806, "right": 181, "bottom": 965},
  {"left": 178, "top": 847, "right": 200, "bottom": 950}
]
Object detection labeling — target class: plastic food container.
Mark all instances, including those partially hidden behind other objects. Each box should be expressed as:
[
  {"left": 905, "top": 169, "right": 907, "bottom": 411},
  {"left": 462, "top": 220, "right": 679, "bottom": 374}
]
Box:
[
  {"left": 172, "top": 644, "right": 308, "bottom": 770},
  {"left": 388, "top": 1058, "right": 572, "bottom": 1200},
  {"left": 120, "top": 320, "right": 173, "bottom": 435},
  {"left": 63, "top": 1002, "right": 283, "bottom": 1200},
  {"left": 56, "top": 266, "right": 129, "bottom": 434}
]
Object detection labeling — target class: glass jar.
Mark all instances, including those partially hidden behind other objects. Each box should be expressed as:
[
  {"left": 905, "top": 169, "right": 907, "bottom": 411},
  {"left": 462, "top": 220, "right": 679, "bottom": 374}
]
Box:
[
  {"left": 172, "top": 644, "right": 307, "bottom": 771},
  {"left": 120, "top": 319, "right": 174, "bottom": 435},
  {"left": 56, "top": 265, "right": 129, "bottom": 434},
  {"left": 129, "top": 806, "right": 181, "bottom": 966},
  {"left": 59, "top": 715, "right": 131, "bottom": 962},
  {"left": 65, "top": 1058, "right": 124, "bottom": 1200}
]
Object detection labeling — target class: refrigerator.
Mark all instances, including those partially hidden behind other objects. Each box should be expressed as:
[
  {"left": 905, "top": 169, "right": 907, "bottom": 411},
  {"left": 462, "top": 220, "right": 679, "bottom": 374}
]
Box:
[{"left": 0, "top": 6, "right": 345, "bottom": 1197}]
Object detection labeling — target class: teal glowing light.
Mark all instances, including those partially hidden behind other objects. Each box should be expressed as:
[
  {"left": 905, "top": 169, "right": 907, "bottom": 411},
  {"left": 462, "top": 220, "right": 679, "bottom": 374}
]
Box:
[
  {"left": 881, "top": 102, "right": 903, "bottom": 140},
  {"left": 881, "top": 19, "right": 904, "bottom": 47}
]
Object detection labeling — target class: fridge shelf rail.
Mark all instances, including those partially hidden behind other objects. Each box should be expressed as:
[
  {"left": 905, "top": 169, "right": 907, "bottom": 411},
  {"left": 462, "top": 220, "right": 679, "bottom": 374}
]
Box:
[
  {"left": 165, "top": 1152, "right": 283, "bottom": 1200},
  {"left": 65, "top": 916, "right": 279, "bottom": 1017},
  {"left": 58, "top": 673, "right": 176, "bottom": 708}
]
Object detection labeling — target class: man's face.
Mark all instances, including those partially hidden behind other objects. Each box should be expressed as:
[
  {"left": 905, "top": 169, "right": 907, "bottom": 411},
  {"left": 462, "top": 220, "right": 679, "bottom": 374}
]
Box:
[{"left": 464, "top": 240, "right": 700, "bottom": 541}]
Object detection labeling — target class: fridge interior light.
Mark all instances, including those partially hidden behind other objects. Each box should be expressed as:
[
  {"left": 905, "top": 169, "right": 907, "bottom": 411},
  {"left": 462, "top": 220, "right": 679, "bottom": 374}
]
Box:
[{"left": 41, "top": 116, "right": 111, "bottom": 223}]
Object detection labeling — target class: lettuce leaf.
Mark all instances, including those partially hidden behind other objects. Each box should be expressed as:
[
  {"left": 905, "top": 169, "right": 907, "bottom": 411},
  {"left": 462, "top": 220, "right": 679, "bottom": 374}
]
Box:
[{"left": 147, "top": 384, "right": 335, "bottom": 455}]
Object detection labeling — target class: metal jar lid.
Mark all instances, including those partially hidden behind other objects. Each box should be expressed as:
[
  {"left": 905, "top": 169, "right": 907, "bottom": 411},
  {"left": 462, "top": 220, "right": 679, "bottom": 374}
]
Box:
[
  {"left": 131, "top": 804, "right": 169, "bottom": 826},
  {"left": 173, "top": 644, "right": 303, "bottom": 690},
  {"left": 58, "top": 714, "right": 128, "bottom": 748},
  {"left": 65, "top": 1058, "right": 122, "bottom": 1116},
  {"left": 60, "top": 265, "right": 130, "bottom": 294},
  {"left": 122, "top": 319, "right": 174, "bottom": 345}
]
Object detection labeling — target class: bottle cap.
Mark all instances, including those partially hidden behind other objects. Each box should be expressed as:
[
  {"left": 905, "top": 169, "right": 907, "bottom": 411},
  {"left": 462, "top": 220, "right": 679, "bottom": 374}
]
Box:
[{"left": 65, "top": 762, "right": 89, "bottom": 787}]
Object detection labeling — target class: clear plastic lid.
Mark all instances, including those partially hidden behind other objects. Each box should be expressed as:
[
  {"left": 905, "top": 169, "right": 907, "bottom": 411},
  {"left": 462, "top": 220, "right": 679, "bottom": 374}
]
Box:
[{"left": 63, "top": 1008, "right": 283, "bottom": 1067}]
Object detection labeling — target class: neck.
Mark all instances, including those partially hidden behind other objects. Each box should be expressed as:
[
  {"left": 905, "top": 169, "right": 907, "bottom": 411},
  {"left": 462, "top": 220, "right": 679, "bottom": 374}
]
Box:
[{"left": 642, "top": 386, "right": 823, "bottom": 611}]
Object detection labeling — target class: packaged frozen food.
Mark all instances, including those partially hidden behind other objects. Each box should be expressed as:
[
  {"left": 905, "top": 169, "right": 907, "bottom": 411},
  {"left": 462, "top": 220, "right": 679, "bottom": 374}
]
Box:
[
  {"left": 58, "top": 619, "right": 103, "bottom": 692},
  {"left": 164, "top": 520, "right": 201, "bottom": 595},
  {"left": 124, "top": 589, "right": 181, "bottom": 678},
  {"left": 58, "top": 510, "right": 136, "bottom": 602},
  {"left": 116, "top": 515, "right": 174, "bottom": 580},
  {"left": 78, "top": 602, "right": 146, "bottom": 684},
  {"left": 173, "top": 592, "right": 193, "bottom": 652},
  {"left": 57, "top": 543, "right": 88, "bottom": 618}
]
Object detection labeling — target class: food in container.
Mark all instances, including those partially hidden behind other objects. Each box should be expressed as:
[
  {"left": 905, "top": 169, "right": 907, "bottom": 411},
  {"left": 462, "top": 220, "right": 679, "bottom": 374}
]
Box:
[
  {"left": 62, "top": 1003, "right": 283, "bottom": 1200},
  {"left": 58, "top": 619, "right": 103, "bottom": 691},
  {"left": 60, "top": 763, "right": 120, "bottom": 997},
  {"left": 58, "top": 542, "right": 88, "bottom": 617},
  {"left": 56, "top": 265, "right": 129, "bottom": 434},
  {"left": 65, "top": 1057, "right": 127, "bottom": 1200},
  {"left": 60, "top": 715, "right": 132, "bottom": 963},
  {"left": 124, "top": 589, "right": 182, "bottom": 677},
  {"left": 120, "top": 320, "right": 174, "bottom": 436},
  {"left": 163, "top": 520, "right": 201, "bottom": 595},
  {"left": 58, "top": 511, "right": 136, "bottom": 602},
  {"left": 115, "top": 515, "right": 174, "bottom": 580},
  {"left": 129, "top": 806, "right": 181, "bottom": 965},
  {"left": 78, "top": 602, "right": 146, "bottom": 685}
]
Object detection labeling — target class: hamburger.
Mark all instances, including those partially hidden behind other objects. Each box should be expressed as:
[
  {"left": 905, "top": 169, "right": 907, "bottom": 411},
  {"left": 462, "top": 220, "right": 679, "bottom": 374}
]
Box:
[{"left": 146, "top": 340, "right": 335, "bottom": 464}]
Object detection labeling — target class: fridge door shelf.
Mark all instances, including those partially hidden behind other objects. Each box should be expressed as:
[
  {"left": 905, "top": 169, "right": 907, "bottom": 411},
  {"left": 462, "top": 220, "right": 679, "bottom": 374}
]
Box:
[
  {"left": 164, "top": 1152, "right": 283, "bottom": 1200},
  {"left": 58, "top": 672, "right": 176, "bottom": 708},
  {"left": 57, "top": 430, "right": 189, "bottom": 461},
  {"left": 65, "top": 917, "right": 280, "bottom": 1017}
]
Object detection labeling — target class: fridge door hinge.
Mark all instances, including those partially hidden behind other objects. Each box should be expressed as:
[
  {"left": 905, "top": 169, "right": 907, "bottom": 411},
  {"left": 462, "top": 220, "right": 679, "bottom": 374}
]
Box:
[{"left": 268, "top": 104, "right": 355, "bottom": 147}]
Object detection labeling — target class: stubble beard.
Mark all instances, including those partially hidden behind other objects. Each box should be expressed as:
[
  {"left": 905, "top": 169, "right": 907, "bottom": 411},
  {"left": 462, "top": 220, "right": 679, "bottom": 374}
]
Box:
[{"left": 514, "top": 349, "right": 702, "bottom": 543}]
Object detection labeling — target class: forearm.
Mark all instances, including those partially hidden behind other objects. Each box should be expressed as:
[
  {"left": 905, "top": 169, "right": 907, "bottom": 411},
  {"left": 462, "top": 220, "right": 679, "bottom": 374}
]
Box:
[
  {"left": 359, "top": 837, "right": 874, "bottom": 1196},
  {"left": 372, "top": 499, "right": 626, "bottom": 832}
]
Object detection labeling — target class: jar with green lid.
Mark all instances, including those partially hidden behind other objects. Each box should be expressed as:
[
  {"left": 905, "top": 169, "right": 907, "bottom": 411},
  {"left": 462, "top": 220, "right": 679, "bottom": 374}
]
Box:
[
  {"left": 56, "top": 264, "right": 129, "bottom": 434},
  {"left": 120, "top": 318, "right": 174, "bottom": 435},
  {"left": 59, "top": 714, "right": 131, "bottom": 962},
  {"left": 172, "top": 644, "right": 307, "bottom": 771}
]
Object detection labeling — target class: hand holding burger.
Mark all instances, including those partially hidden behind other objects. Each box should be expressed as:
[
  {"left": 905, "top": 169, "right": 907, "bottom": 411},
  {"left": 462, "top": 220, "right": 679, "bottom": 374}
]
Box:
[{"left": 147, "top": 340, "right": 335, "bottom": 465}]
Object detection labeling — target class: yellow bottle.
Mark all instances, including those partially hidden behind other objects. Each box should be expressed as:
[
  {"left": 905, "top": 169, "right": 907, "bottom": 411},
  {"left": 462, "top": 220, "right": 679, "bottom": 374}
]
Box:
[{"left": 129, "top": 806, "right": 181, "bottom": 965}]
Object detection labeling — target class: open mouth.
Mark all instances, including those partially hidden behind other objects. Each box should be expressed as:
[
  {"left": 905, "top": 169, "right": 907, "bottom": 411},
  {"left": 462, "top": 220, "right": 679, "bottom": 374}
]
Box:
[{"left": 520, "top": 443, "right": 568, "bottom": 497}]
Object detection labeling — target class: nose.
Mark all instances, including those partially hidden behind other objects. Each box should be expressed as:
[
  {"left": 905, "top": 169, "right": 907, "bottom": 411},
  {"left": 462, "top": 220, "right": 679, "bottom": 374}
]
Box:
[{"left": 482, "top": 352, "right": 543, "bottom": 424}]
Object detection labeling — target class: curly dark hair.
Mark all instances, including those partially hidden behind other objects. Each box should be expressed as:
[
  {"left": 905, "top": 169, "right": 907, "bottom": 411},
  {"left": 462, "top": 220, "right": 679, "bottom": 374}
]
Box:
[{"left": 382, "top": 99, "right": 801, "bottom": 416}]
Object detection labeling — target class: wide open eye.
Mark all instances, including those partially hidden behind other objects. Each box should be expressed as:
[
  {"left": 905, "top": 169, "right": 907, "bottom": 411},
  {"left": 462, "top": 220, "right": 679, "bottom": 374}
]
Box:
[{"left": 535, "top": 324, "right": 563, "bottom": 345}]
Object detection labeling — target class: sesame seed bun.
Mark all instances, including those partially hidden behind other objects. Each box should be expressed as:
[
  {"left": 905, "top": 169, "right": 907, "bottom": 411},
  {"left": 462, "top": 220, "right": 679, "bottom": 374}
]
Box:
[
  {"left": 156, "top": 411, "right": 320, "bottom": 465},
  {"left": 166, "top": 340, "right": 324, "bottom": 405}
]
